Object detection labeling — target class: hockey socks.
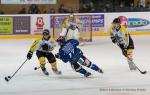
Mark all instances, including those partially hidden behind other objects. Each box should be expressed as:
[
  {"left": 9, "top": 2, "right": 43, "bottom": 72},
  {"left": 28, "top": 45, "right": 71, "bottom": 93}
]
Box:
[
  {"left": 41, "top": 68, "right": 49, "bottom": 75},
  {"left": 89, "top": 63, "right": 103, "bottom": 73}
]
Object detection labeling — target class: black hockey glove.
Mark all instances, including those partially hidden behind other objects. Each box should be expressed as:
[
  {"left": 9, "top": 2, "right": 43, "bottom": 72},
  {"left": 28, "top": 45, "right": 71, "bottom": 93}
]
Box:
[
  {"left": 55, "top": 53, "right": 60, "bottom": 59},
  {"left": 110, "top": 36, "right": 117, "bottom": 43},
  {"left": 122, "top": 49, "right": 127, "bottom": 57},
  {"left": 27, "top": 51, "right": 33, "bottom": 60},
  {"left": 49, "top": 46, "right": 54, "bottom": 51}
]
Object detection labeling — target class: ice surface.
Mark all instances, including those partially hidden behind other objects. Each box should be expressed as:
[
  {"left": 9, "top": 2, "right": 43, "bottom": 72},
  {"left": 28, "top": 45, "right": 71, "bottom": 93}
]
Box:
[{"left": 0, "top": 35, "right": 150, "bottom": 95}]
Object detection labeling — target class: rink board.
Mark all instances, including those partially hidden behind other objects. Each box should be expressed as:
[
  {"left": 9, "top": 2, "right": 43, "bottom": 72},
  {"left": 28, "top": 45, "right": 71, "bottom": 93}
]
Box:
[{"left": 0, "top": 12, "right": 150, "bottom": 39}]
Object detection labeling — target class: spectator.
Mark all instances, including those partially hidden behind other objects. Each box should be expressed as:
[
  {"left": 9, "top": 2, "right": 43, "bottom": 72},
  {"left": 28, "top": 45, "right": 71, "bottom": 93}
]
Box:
[
  {"left": 0, "top": 10, "right": 4, "bottom": 14},
  {"left": 48, "top": 8, "right": 55, "bottom": 14},
  {"left": 28, "top": 4, "right": 41, "bottom": 14},
  {"left": 103, "top": 4, "right": 112, "bottom": 12},
  {"left": 58, "top": 4, "right": 67, "bottom": 13},
  {"left": 66, "top": 7, "right": 74, "bottom": 13},
  {"left": 140, "top": 0, "right": 146, "bottom": 7},
  {"left": 18, "top": 8, "right": 26, "bottom": 14},
  {"left": 120, "top": 2, "right": 125, "bottom": 8},
  {"left": 79, "top": 3, "right": 88, "bottom": 13},
  {"left": 124, "top": 0, "right": 134, "bottom": 7},
  {"left": 43, "top": 10, "right": 47, "bottom": 14},
  {"left": 48, "top": 8, "right": 56, "bottom": 14},
  {"left": 136, "top": 0, "right": 145, "bottom": 8},
  {"left": 0, "top": 5, "right": 4, "bottom": 14},
  {"left": 89, "top": 2, "right": 96, "bottom": 12},
  {"left": 145, "top": 2, "right": 150, "bottom": 9}
]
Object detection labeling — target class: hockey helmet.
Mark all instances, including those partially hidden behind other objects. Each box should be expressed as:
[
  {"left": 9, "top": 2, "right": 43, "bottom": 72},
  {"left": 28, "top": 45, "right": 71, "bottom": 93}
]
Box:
[
  {"left": 112, "top": 18, "right": 121, "bottom": 24},
  {"left": 42, "top": 29, "right": 50, "bottom": 35},
  {"left": 69, "top": 13, "right": 74, "bottom": 17}
]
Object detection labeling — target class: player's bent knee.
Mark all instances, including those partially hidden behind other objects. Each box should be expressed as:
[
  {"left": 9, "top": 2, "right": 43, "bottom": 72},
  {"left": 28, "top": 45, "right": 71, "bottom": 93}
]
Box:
[
  {"left": 39, "top": 57, "right": 46, "bottom": 65},
  {"left": 71, "top": 63, "right": 81, "bottom": 72},
  {"left": 127, "top": 49, "right": 133, "bottom": 59},
  {"left": 83, "top": 59, "right": 91, "bottom": 67}
]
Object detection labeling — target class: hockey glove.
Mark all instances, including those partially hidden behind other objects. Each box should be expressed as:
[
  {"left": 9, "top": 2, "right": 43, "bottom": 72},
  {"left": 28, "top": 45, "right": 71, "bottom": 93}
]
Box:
[
  {"left": 122, "top": 49, "right": 127, "bottom": 57},
  {"left": 55, "top": 53, "right": 60, "bottom": 59},
  {"left": 110, "top": 36, "right": 117, "bottom": 43},
  {"left": 27, "top": 51, "right": 33, "bottom": 60},
  {"left": 49, "top": 46, "right": 54, "bottom": 51},
  {"left": 118, "top": 38, "right": 124, "bottom": 45}
]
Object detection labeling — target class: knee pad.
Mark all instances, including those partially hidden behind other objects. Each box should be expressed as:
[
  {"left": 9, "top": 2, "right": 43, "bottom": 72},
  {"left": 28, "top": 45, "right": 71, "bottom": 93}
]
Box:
[
  {"left": 83, "top": 59, "right": 91, "bottom": 67},
  {"left": 39, "top": 57, "right": 46, "bottom": 65},
  {"left": 78, "top": 56, "right": 91, "bottom": 67},
  {"left": 127, "top": 49, "right": 133, "bottom": 59}
]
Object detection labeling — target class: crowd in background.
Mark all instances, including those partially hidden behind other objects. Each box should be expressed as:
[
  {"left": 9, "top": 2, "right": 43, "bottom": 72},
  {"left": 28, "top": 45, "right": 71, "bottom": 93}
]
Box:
[
  {"left": 0, "top": 0, "right": 150, "bottom": 14},
  {"left": 79, "top": 0, "right": 150, "bottom": 12}
]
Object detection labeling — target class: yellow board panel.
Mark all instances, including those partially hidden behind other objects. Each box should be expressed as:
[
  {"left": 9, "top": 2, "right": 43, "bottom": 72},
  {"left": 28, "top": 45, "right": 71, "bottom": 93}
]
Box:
[{"left": 0, "top": 32, "right": 150, "bottom": 39}]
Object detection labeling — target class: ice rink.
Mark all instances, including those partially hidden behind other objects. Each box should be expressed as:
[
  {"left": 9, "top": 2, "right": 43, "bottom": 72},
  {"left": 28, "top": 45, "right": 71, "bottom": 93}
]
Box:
[{"left": 0, "top": 35, "right": 150, "bottom": 95}]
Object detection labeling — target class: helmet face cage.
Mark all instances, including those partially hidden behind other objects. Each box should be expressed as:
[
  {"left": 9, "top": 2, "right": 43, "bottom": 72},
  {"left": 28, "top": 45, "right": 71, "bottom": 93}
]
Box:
[
  {"left": 112, "top": 18, "right": 121, "bottom": 24},
  {"left": 42, "top": 29, "right": 50, "bottom": 36}
]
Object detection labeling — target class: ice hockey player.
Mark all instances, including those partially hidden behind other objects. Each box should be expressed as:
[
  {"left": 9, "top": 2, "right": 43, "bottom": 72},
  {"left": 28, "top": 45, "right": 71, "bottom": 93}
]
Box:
[
  {"left": 58, "top": 13, "right": 84, "bottom": 45},
  {"left": 55, "top": 37, "right": 103, "bottom": 77},
  {"left": 108, "top": 18, "right": 136, "bottom": 70},
  {"left": 27, "top": 29, "right": 61, "bottom": 75}
]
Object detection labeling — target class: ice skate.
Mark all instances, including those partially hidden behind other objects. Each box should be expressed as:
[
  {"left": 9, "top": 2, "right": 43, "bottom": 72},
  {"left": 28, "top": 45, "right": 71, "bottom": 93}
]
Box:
[
  {"left": 128, "top": 60, "right": 136, "bottom": 71},
  {"left": 41, "top": 68, "right": 49, "bottom": 75},
  {"left": 98, "top": 68, "right": 104, "bottom": 73},
  {"left": 53, "top": 69, "right": 62, "bottom": 75},
  {"left": 84, "top": 72, "right": 92, "bottom": 77}
]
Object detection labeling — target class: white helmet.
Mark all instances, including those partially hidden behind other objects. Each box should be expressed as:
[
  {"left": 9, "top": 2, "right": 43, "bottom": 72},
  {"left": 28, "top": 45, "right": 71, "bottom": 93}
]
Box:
[{"left": 69, "top": 13, "right": 74, "bottom": 18}]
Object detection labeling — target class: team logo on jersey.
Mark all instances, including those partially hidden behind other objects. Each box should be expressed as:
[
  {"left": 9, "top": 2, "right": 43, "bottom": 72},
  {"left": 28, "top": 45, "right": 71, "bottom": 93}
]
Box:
[{"left": 36, "top": 17, "right": 44, "bottom": 30}]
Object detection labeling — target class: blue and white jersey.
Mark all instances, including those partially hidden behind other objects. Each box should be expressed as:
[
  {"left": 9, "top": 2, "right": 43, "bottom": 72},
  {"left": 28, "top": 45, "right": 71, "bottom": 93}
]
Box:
[{"left": 58, "top": 39, "right": 83, "bottom": 63}]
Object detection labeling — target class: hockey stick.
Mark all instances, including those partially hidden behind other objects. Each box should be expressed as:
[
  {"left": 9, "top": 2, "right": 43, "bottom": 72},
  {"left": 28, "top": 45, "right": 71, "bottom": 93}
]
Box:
[
  {"left": 112, "top": 36, "right": 147, "bottom": 74},
  {"left": 133, "top": 63, "right": 147, "bottom": 74},
  {"left": 4, "top": 59, "right": 28, "bottom": 82}
]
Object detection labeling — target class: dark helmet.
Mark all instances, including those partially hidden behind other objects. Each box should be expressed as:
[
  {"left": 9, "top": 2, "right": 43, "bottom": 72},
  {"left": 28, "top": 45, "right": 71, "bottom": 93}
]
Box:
[
  {"left": 112, "top": 18, "right": 121, "bottom": 24},
  {"left": 42, "top": 29, "right": 50, "bottom": 35}
]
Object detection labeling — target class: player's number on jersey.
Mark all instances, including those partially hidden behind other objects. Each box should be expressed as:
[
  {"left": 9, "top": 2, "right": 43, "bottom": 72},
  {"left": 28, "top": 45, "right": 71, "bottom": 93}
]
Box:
[{"left": 69, "top": 49, "right": 74, "bottom": 58}]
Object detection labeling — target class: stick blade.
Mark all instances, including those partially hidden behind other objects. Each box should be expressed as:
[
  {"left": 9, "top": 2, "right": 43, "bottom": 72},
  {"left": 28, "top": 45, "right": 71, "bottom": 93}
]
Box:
[
  {"left": 141, "top": 71, "right": 147, "bottom": 74},
  {"left": 4, "top": 77, "right": 9, "bottom": 82}
]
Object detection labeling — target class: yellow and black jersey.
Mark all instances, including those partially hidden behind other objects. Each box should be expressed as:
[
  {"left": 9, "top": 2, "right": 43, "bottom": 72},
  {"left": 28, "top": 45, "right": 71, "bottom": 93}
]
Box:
[
  {"left": 29, "top": 38, "right": 54, "bottom": 53},
  {"left": 62, "top": 16, "right": 81, "bottom": 28},
  {"left": 108, "top": 24, "right": 129, "bottom": 48}
]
